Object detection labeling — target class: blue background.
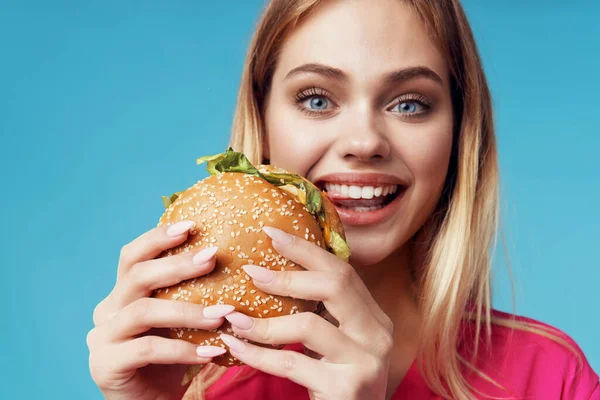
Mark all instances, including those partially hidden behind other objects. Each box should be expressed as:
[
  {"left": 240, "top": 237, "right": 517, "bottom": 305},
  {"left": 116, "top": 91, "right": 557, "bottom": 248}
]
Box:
[{"left": 1, "top": 1, "right": 598, "bottom": 398}]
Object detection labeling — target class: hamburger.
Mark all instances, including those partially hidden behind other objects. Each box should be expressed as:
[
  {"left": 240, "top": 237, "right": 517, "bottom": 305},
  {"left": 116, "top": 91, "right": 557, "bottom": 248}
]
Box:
[{"left": 152, "top": 148, "right": 350, "bottom": 384}]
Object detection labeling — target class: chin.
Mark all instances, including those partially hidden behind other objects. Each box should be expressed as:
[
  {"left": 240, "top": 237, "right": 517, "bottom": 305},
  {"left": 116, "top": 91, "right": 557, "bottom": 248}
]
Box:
[{"left": 345, "top": 231, "right": 403, "bottom": 268}]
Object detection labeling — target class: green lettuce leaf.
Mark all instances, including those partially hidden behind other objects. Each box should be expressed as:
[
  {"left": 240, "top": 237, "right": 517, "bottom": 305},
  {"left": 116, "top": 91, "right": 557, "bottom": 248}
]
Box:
[
  {"left": 261, "top": 172, "right": 323, "bottom": 215},
  {"left": 328, "top": 231, "right": 351, "bottom": 262},
  {"left": 261, "top": 171, "right": 304, "bottom": 187},
  {"left": 304, "top": 185, "right": 323, "bottom": 215},
  {"left": 196, "top": 147, "right": 260, "bottom": 176},
  {"left": 162, "top": 192, "right": 182, "bottom": 208}
]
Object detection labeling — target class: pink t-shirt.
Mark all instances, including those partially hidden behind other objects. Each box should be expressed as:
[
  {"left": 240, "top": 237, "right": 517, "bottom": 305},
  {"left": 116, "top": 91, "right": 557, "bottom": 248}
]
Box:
[{"left": 206, "top": 310, "right": 599, "bottom": 399}]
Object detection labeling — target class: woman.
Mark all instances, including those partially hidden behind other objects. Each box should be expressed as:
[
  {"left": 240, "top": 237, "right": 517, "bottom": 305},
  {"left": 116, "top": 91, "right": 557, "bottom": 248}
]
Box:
[{"left": 87, "top": 0, "right": 599, "bottom": 399}]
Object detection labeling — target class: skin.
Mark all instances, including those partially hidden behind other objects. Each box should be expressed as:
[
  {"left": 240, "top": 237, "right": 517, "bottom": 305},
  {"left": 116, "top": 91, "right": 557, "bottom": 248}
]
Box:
[{"left": 87, "top": 1, "right": 454, "bottom": 399}]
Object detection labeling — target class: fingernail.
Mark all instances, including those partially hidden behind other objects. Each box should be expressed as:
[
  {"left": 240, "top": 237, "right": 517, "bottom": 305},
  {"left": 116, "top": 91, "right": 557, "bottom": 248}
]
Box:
[
  {"left": 167, "top": 221, "right": 195, "bottom": 237},
  {"left": 220, "top": 334, "right": 247, "bottom": 353},
  {"left": 262, "top": 226, "right": 293, "bottom": 246},
  {"left": 192, "top": 246, "right": 219, "bottom": 265},
  {"left": 203, "top": 304, "right": 235, "bottom": 319},
  {"left": 242, "top": 265, "right": 274, "bottom": 283},
  {"left": 196, "top": 345, "right": 227, "bottom": 358},
  {"left": 225, "top": 312, "right": 254, "bottom": 330}
]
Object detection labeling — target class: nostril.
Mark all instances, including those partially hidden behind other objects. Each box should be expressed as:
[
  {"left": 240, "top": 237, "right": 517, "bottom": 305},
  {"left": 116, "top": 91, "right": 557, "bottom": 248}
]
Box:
[{"left": 343, "top": 152, "right": 386, "bottom": 162}]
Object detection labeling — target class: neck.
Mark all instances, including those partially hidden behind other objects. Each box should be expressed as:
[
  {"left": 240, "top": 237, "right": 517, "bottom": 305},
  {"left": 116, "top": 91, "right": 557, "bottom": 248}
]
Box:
[{"left": 356, "top": 243, "right": 420, "bottom": 327}]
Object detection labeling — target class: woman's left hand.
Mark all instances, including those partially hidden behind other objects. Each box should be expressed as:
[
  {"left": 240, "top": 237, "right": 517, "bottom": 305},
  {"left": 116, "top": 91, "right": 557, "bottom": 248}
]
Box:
[{"left": 220, "top": 226, "right": 394, "bottom": 400}]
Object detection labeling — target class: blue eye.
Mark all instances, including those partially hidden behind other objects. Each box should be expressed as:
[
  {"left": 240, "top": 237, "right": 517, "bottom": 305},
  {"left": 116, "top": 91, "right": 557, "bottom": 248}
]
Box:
[
  {"left": 303, "top": 96, "right": 329, "bottom": 110},
  {"left": 392, "top": 101, "right": 425, "bottom": 114}
]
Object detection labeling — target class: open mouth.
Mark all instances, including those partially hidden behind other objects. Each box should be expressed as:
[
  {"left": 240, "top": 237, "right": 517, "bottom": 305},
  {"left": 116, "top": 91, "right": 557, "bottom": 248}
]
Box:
[{"left": 320, "top": 183, "right": 403, "bottom": 212}]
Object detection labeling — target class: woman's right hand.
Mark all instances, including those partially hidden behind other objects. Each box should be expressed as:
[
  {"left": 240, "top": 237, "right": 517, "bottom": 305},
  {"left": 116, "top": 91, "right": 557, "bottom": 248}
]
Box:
[{"left": 87, "top": 221, "right": 232, "bottom": 400}]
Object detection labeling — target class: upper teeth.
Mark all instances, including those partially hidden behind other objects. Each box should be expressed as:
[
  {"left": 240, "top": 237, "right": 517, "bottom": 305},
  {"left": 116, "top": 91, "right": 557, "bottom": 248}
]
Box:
[{"left": 324, "top": 183, "right": 398, "bottom": 199}]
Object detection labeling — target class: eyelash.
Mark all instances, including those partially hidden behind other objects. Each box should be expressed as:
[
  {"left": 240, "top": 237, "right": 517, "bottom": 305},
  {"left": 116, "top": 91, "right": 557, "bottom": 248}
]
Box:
[
  {"left": 294, "top": 87, "right": 335, "bottom": 117},
  {"left": 390, "top": 93, "right": 433, "bottom": 118},
  {"left": 294, "top": 87, "right": 433, "bottom": 118}
]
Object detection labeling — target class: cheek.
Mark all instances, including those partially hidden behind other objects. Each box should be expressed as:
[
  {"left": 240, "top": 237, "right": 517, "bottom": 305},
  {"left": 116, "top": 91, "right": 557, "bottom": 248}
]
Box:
[
  {"left": 408, "top": 131, "right": 451, "bottom": 183},
  {"left": 401, "top": 120, "right": 453, "bottom": 209},
  {"left": 264, "top": 95, "right": 329, "bottom": 174}
]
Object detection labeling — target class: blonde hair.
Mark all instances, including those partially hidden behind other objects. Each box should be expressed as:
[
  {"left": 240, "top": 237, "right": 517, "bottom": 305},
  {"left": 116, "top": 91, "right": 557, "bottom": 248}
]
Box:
[{"left": 185, "top": 1, "right": 577, "bottom": 399}]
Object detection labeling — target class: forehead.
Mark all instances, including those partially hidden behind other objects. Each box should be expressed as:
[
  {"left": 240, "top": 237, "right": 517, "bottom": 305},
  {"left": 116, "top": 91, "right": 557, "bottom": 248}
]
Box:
[{"left": 274, "top": 0, "right": 448, "bottom": 84}]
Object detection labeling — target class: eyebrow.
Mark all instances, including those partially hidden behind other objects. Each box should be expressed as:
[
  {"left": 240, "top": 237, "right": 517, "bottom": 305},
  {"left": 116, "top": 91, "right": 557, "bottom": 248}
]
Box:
[
  {"left": 283, "top": 63, "right": 444, "bottom": 87},
  {"left": 383, "top": 66, "right": 444, "bottom": 87},
  {"left": 284, "top": 63, "right": 348, "bottom": 82}
]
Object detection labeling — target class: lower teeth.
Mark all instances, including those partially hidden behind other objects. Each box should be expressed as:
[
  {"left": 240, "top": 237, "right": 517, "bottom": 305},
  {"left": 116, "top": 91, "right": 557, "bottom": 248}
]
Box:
[{"left": 352, "top": 205, "right": 384, "bottom": 212}]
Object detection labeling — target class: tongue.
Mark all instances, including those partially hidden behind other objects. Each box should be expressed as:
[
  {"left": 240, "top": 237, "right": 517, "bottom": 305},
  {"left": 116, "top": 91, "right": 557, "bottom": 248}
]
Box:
[{"left": 331, "top": 197, "right": 388, "bottom": 208}]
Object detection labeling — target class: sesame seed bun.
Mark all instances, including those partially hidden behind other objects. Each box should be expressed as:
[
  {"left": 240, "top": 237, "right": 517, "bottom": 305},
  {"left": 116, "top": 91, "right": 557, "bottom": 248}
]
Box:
[{"left": 152, "top": 167, "right": 345, "bottom": 374}]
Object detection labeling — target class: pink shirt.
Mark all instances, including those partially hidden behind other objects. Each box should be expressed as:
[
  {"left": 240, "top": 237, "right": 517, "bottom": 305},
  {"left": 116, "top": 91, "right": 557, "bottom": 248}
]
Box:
[{"left": 206, "top": 310, "right": 599, "bottom": 399}]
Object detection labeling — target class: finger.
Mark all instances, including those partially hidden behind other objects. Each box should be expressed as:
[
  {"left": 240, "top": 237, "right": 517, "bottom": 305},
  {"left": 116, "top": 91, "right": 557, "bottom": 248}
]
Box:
[
  {"left": 219, "top": 334, "right": 329, "bottom": 392},
  {"left": 111, "top": 246, "right": 218, "bottom": 311},
  {"left": 241, "top": 266, "right": 372, "bottom": 333},
  {"left": 115, "top": 336, "right": 219, "bottom": 371},
  {"left": 94, "top": 247, "right": 218, "bottom": 327},
  {"left": 102, "top": 298, "right": 227, "bottom": 341},
  {"left": 262, "top": 226, "right": 389, "bottom": 326},
  {"left": 225, "top": 312, "right": 360, "bottom": 363},
  {"left": 117, "top": 221, "right": 198, "bottom": 278}
]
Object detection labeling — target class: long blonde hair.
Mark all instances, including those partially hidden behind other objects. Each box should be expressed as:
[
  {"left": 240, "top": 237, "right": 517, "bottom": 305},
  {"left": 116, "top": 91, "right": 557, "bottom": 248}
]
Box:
[{"left": 186, "top": 1, "right": 576, "bottom": 399}]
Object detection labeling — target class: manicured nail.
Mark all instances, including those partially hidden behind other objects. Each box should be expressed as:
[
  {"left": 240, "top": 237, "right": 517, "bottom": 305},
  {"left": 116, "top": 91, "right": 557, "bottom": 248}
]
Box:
[
  {"left": 242, "top": 265, "right": 274, "bottom": 283},
  {"left": 167, "top": 221, "right": 195, "bottom": 237},
  {"left": 262, "top": 226, "right": 293, "bottom": 246},
  {"left": 225, "top": 312, "right": 254, "bottom": 330},
  {"left": 192, "top": 246, "right": 219, "bottom": 265},
  {"left": 203, "top": 304, "right": 235, "bottom": 319},
  {"left": 196, "top": 346, "right": 227, "bottom": 358},
  {"left": 220, "top": 334, "right": 247, "bottom": 353}
]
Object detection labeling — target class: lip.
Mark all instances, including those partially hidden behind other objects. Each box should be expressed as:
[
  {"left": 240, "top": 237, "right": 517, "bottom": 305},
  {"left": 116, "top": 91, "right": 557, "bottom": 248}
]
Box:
[
  {"left": 314, "top": 172, "right": 408, "bottom": 226},
  {"left": 331, "top": 187, "right": 406, "bottom": 226},
  {"left": 314, "top": 172, "right": 408, "bottom": 187}
]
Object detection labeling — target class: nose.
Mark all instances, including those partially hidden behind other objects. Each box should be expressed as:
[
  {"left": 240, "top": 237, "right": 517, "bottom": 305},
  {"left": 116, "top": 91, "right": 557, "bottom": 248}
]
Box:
[{"left": 334, "top": 107, "right": 391, "bottom": 162}]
